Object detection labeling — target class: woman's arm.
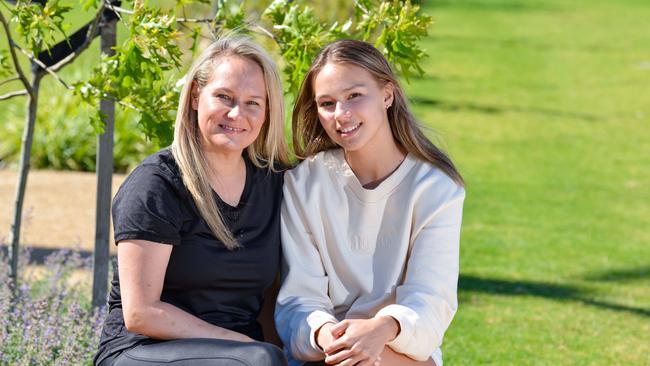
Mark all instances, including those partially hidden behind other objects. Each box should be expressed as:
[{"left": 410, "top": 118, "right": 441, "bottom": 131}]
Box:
[
  {"left": 275, "top": 171, "right": 339, "bottom": 361},
  {"left": 119, "top": 239, "right": 253, "bottom": 342},
  {"left": 375, "top": 187, "right": 465, "bottom": 361},
  {"left": 321, "top": 183, "right": 465, "bottom": 365}
]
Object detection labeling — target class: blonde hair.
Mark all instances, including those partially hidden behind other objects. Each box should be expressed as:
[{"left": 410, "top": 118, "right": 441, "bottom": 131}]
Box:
[
  {"left": 293, "top": 39, "right": 464, "bottom": 186},
  {"left": 172, "top": 35, "right": 289, "bottom": 249}
]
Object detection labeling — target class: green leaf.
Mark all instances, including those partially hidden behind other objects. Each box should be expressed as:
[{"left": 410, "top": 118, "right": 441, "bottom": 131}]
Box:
[
  {"left": 80, "top": 0, "right": 100, "bottom": 11},
  {"left": 10, "top": 0, "right": 73, "bottom": 55},
  {"left": 89, "top": 111, "right": 108, "bottom": 134},
  {"left": 0, "top": 50, "right": 13, "bottom": 78}
]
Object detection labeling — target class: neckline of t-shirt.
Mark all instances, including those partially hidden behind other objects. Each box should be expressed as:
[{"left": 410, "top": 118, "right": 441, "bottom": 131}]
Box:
[
  {"left": 212, "top": 155, "right": 254, "bottom": 212},
  {"left": 330, "top": 148, "right": 416, "bottom": 203}
]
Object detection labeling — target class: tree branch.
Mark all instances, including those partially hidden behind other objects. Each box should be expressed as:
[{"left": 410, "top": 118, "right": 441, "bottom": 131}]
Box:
[
  {"left": 177, "top": 17, "right": 213, "bottom": 23},
  {"left": 104, "top": 1, "right": 212, "bottom": 24},
  {"left": 0, "top": 9, "right": 32, "bottom": 95},
  {"left": 0, "top": 89, "right": 27, "bottom": 100},
  {"left": 103, "top": 1, "right": 132, "bottom": 16},
  {"left": 252, "top": 24, "right": 277, "bottom": 43},
  {"left": 10, "top": 40, "right": 139, "bottom": 114},
  {"left": 48, "top": 1, "right": 105, "bottom": 73},
  {"left": 12, "top": 41, "right": 72, "bottom": 89},
  {"left": 0, "top": 75, "right": 19, "bottom": 87}
]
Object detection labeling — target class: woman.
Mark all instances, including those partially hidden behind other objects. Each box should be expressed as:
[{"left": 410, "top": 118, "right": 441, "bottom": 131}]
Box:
[
  {"left": 275, "top": 40, "right": 465, "bottom": 366},
  {"left": 94, "top": 36, "right": 289, "bottom": 366}
]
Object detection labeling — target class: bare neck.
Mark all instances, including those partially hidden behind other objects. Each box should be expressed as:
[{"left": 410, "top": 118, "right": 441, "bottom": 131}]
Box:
[
  {"left": 203, "top": 149, "right": 246, "bottom": 178},
  {"left": 345, "top": 140, "right": 406, "bottom": 187}
]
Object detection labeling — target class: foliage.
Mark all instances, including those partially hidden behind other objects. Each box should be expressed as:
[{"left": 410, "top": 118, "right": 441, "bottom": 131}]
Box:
[
  {"left": 0, "top": 246, "right": 105, "bottom": 365},
  {"left": 356, "top": 0, "right": 430, "bottom": 79},
  {"left": 73, "top": 0, "right": 432, "bottom": 148},
  {"left": 0, "top": 92, "right": 157, "bottom": 172},
  {"left": 0, "top": 49, "right": 11, "bottom": 77},
  {"left": 76, "top": 2, "right": 184, "bottom": 146},
  {"left": 4, "top": 0, "right": 72, "bottom": 55},
  {"left": 0, "top": 0, "right": 432, "bottom": 166}
]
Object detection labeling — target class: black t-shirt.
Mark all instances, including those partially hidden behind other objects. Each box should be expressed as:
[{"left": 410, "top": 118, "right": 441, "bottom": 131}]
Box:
[{"left": 94, "top": 149, "right": 284, "bottom": 366}]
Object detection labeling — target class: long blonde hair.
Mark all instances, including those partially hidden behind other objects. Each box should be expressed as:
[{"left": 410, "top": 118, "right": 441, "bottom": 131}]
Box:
[
  {"left": 293, "top": 39, "right": 464, "bottom": 186},
  {"left": 172, "top": 35, "right": 289, "bottom": 249}
]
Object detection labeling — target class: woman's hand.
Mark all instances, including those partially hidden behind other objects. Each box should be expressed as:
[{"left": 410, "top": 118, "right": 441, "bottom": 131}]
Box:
[
  {"left": 322, "top": 316, "right": 400, "bottom": 366},
  {"left": 316, "top": 322, "right": 338, "bottom": 350}
]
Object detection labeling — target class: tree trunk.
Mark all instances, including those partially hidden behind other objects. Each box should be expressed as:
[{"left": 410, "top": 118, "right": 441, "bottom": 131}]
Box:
[
  {"left": 9, "top": 73, "right": 42, "bottom": 285},
  {"left": 92, "top": 16, "right": 117, "bottom": 308}
]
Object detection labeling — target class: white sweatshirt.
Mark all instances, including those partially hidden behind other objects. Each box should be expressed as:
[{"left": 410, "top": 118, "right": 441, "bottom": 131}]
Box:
[{"left": 275, "top": 149, "right": 465, "bottom": 366}]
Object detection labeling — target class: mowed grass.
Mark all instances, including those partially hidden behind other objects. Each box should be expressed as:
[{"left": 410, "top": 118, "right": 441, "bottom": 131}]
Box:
[{"left": 407, "top": 0, "right": 649, "bottom": 364}]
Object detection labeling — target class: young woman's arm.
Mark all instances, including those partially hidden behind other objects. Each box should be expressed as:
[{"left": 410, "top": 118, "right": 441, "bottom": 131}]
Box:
[
  {"left": 321, "top": 180, "right": 465, "bottom": 364},
  {"left": 119, "top": 239, "right": 253, "bottom": 342},
  {"left": 275, "top": 170, "right": 339, "bottom": 361},
  {"left": 374, "top": 184, "right": 465, "bottom": 361}
]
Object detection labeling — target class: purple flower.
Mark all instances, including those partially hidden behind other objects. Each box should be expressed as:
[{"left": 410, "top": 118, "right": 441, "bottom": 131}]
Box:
[{"left": 1, "top": 244, "right": 107, "bottom": 365}]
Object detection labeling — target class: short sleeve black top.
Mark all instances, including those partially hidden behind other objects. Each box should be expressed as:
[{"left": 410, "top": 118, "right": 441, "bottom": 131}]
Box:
[{"left": 94, "top": 149, "right": 284, "bottom": 366}]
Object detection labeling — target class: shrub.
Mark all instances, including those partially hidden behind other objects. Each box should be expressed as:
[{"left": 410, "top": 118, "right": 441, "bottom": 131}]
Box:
[
  {"left": 0, "top": 91, "right": 158, "bottom": 173},
  {"left": 0, "top": 246, "right": 106, "bottom": 365}
]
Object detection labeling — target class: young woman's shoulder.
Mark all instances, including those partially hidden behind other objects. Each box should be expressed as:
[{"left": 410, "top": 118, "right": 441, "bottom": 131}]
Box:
[
  {"left": 287, "top": 149, "right": 340, "bottom": 178},
  {"left": 409, "top": 157, "right": 466, "bottom": 205}
]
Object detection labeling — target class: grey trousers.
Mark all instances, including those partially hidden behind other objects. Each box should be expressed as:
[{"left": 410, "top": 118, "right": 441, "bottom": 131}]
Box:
[{"left": 110, "top": 339, "right": 288, "bottom": 366}]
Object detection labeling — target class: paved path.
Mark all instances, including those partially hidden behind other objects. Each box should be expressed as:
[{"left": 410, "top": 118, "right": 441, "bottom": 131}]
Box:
[{"left": 1, "top": 169, "right": 126, "bottom": 251}]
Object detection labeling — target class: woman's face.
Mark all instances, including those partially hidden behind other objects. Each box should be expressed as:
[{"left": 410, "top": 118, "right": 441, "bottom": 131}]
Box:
[
  {"left": 312, "top": 62, "right": 394, "bottom": 154},
  {"left": 192, "top": 56, "right": 267, "bottom": 156}
]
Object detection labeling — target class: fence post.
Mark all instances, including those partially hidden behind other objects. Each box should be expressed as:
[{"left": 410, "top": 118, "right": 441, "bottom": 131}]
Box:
[{"left": 92, "top": 15, "right": 116, "bottom": 308}]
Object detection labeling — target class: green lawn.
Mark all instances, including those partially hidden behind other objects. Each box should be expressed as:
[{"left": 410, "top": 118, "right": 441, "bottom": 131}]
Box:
[{"left": 408, "top": 1, "right": 650, "bottom": 364}]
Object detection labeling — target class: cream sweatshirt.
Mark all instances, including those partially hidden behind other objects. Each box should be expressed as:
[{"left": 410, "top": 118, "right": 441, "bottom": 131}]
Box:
[{"left": 275, "top": 149, "right": 465, "bottom": 366}]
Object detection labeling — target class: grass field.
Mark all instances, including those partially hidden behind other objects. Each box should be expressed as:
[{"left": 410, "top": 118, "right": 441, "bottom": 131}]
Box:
[{"left": 410, "top": 1, "right": 650, "bottom": 364}]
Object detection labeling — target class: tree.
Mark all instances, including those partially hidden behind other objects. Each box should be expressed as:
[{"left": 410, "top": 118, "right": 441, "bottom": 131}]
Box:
[{"left": 0, "top": 0, "right": 432, "bottom": 304}]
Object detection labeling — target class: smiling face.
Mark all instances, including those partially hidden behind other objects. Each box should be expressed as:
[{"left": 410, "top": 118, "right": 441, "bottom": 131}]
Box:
[
  {"left": 312, "top": 62, "right": 394, "bottom": 154},
  {"left": 191, "top": 56, "right": 267, "bottom": 156}
]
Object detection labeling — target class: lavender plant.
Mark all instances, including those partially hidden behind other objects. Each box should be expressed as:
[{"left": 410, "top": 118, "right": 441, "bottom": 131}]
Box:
[{"left": 0, "top": 246, "right": 106, "bottom": 365}]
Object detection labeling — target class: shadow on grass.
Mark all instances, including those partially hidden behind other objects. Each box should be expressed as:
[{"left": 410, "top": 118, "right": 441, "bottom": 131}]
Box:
[
  {"left": 582, "top": 265, "right": 650, "bottom": 282},
  {"left": 424, "top": 34, "right": 625, "bottom": 54},
  {"left": 410, "top": 97, "right": 605, "bottom": 122},
  {"left": 459, "top": 274, "right": 650, "bottom": 317}
]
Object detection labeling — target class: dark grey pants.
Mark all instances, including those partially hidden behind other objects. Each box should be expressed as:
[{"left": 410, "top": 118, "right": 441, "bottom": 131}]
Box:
[{"left": 110, "top": 339, "right": 288, "bottom": 366}]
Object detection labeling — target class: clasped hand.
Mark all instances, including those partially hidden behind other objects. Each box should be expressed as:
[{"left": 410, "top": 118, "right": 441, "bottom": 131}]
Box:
[{"left": 317, "top": 316, "right": 400, "bottom": 366}]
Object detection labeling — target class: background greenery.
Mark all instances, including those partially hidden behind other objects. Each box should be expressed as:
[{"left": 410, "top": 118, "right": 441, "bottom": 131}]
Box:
[
  {"left": 0, "top": 3, "right": 158, "bottom": 172},
  {"left": 0, "top": 0, "right": 649, "bottom": 364},
  {"left": 413, "top": 0, "right": 650, "bottom": 364}
]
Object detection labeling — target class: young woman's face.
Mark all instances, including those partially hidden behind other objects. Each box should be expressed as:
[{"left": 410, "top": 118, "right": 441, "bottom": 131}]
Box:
[
  {"left": 192, "top": 56, "right": 267, "bottom": 155},
  {"left": 313, "top": 62, "right": 394, "bottom": 153}
]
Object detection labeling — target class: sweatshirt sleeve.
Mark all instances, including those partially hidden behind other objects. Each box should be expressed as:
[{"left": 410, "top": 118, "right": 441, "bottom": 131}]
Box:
[
  {"left": 275, "top": 170, "right": 338, "bottom": 361},
  {"left": 376, "top": 183, "right": 465, "bottom": 361}
]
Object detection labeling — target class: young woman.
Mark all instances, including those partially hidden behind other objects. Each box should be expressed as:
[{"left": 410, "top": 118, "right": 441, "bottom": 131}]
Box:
[
  {"left": 275, "top": 40, "right": 465, "bottom": 366},
  {"left": 94, "top": 36, "right": 289, "bottom": 366}
]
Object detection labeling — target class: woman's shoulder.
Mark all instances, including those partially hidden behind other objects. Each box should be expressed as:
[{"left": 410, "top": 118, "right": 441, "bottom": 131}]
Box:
[
  {"left": 409, "top": 157, "right": 466, "bottom": 201},
  {"left": 138, "top": 148, "right": 179, "bottom": 174},
  {"left": 286, "top": 149, "right": 341, "bottom": 179},
  {"left": 119, "top": 149, "right": 184, "bottom": 195}
]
